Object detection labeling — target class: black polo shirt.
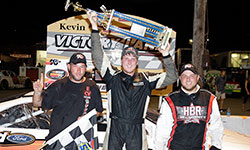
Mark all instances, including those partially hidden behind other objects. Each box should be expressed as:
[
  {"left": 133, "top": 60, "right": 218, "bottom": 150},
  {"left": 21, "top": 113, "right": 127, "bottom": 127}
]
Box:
[{"left": 42, "top": 77, "right": 103, "bottom": 140}]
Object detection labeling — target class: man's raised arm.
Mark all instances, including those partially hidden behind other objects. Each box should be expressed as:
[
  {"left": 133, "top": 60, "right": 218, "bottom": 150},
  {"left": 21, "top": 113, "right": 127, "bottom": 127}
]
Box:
[
  {"left": 87, "top": 10, "right": 117, "bottom": 81},
  {"left": 147, "top": 45, "right": 178, "bottom": 89}
]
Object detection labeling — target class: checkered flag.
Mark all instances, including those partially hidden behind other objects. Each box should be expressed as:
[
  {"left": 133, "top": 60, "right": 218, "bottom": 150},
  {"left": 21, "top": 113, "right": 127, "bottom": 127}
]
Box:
[{"left": 44, "top": 109, "right": 99, "bottom": 150}]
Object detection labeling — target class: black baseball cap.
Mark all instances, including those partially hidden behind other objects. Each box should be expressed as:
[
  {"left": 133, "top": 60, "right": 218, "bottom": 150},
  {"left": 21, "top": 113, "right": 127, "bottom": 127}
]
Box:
[
  {"left": 179, "top": 63, "right": 198, "bottom": 75},
  {"left": 68, "top": 53, "right": 87, "bottom": 66},
  {"left": 121, "top": 47, "right": 138, "bottom": 59}
]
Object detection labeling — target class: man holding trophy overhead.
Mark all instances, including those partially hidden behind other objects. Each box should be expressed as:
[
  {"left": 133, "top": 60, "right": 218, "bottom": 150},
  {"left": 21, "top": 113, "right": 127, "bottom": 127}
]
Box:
[{"left": 87, "top": 10, "right": 178, "bottom": 150}]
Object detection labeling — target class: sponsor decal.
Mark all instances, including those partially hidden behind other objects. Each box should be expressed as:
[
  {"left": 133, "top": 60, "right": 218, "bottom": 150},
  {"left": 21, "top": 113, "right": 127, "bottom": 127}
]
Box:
[
  {"left": 0, "top": 131, "right": 35, "bottom": 146},
  {"left": 82, "top": 86, "right": 92, "bottom": 115},
  {"left": 133, "top": 82, "right": 144, "bottom": 86},
  {"left": 76, "top": 54, "right": 85, "bottom": 59},
  {"left": 133, "top": 76, "right": 144, "bottom": 86},
  {"left": 176, "top": 103, "right": 207, "bottom": 124},
  {"left": 46, "top": 59, "right": 61, "bottom": 66},
  {"left": 78, "top": 142, "right": 93, "bottom": 150},
  {"left": 46, "top": 69, "right": 68, "bottom": 80},
  {"left": 78, "top": 138, "right": 96, "bottom": 150},
  {"left": 84, "top": 86, "right": 92, "bottom": 99}
]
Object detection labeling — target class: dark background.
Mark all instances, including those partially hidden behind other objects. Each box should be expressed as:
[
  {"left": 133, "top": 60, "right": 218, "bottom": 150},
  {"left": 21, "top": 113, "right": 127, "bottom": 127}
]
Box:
[{"left": 1, "top": 0, "right": 250, "bottom": 54}]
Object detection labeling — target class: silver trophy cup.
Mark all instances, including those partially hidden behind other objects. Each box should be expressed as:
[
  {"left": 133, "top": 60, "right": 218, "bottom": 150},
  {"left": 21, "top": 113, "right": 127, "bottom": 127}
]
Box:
[{"left": 65, "top": 0, "right": 172, "bottom": 49}]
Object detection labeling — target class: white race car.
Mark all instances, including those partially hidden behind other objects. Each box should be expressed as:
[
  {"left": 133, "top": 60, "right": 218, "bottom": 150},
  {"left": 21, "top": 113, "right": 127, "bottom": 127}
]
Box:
[
  {"left": 0, "top": 92, "right": 49, "bottom": 149},
  {"left": 0, "top": 70, "right": 32, "bottom": 90}
]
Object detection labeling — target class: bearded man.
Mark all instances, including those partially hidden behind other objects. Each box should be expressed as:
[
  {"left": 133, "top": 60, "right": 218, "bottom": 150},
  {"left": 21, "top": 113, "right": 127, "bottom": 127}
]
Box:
[{"left": 32, "top": 53, "right": 103, "bottom": 149}]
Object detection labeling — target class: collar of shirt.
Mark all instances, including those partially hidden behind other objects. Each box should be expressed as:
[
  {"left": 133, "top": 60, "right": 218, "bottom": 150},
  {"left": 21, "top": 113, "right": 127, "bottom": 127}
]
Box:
[{"left": 181, "top": 85, "right": 200, "bottom": 95}]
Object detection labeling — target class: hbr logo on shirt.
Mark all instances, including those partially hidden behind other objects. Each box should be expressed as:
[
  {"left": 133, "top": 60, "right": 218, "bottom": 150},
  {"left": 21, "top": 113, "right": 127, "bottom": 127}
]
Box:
[{"left": 176, "top": 103, "right": 207, "bottom": 124}]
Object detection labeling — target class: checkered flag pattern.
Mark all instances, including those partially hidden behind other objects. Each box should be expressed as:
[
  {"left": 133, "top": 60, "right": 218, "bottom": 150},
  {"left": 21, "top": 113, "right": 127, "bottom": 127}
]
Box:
[{"left": 45, "top": 109, "right": 99, "bottom": 150}]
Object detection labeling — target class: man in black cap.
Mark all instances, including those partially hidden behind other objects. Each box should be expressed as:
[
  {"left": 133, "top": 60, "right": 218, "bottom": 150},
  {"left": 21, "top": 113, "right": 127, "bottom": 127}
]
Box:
[
  {"left": 155, "top": 63, "right": 223, "bottom": 150},
  {"left": 87, "top": 11, "right": 178, "bottom": 150},
  {"left": 32, "top": 53, "right": 103, "bottom": 148}
]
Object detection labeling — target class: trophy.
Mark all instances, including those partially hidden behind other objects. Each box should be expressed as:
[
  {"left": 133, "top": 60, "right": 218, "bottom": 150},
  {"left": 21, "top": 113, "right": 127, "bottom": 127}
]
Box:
[{"left": 65, "top": 0, "right": 172, "bottom": 50}]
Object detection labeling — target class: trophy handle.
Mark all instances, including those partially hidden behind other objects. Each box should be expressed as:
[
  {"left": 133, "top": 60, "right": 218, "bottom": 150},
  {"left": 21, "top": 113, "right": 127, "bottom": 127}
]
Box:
[
  {"left": 64, "top": 0, "right": 87, "bottom": 12},
  {"left": 106, "top": 9, "right": 115, "bottom": 31},
  {"left": 160, "top": 28, "right": 172, "bottom": 50},
  {"left": 64, "top": 0, "right": 71, "bottom": 11}
]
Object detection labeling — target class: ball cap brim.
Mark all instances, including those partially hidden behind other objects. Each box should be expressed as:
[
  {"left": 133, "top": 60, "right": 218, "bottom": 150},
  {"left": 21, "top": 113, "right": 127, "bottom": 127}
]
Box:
[{"left": 179, "top": 63, "right": 198, "bottom": 75}]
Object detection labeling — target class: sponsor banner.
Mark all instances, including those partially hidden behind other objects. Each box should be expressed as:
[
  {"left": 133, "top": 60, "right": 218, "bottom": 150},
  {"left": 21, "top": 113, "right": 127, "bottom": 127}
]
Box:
[{"left": 46, "top": 14, "right": 176, "bottom": 88}]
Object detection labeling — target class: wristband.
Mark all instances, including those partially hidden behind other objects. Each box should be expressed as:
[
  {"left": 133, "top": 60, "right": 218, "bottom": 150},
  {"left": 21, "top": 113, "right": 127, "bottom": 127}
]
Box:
[{"left": 34, "top": 91, "right": 42, "bottom": 95}]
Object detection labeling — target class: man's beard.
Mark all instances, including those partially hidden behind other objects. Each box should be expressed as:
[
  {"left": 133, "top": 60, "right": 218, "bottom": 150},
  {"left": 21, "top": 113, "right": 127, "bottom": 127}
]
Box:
[{"left": 69, "top": 70, "right": 84, "bottom": 81}]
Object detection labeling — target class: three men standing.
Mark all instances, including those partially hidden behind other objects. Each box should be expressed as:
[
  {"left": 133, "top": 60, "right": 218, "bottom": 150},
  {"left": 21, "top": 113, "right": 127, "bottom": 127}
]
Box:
[{"left": 33, "top": 10, "right": 223, "bottom": 150}]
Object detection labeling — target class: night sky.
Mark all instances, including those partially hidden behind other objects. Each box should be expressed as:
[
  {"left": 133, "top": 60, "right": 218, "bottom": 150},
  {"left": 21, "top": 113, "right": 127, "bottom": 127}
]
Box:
[{"left": 1, "top": 0, "right": 250, "bottom": 54}]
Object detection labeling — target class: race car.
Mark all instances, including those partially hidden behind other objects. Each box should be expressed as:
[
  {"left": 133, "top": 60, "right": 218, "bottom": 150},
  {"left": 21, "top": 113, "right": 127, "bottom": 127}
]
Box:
[
  {"left": 0, "top": 92, "right": 50, "bottom": 149},
  {"left": 0, "top": 70, "right": 32, "bottom": 90},
  {"left": 0, "top": 91, "right": 157, "bottom": 149}
]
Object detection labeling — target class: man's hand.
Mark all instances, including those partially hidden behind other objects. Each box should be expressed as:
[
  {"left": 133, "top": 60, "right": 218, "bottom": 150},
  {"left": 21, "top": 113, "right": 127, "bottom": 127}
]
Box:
[
  {"left": 32, "top": 73, "right": 44, "bottom": 107},
  {"left": 157, "top": 43, "right": 170, "bottom": 57},
  {"left": 87, "top": 10, "right": 98, "bottom": 30},
  {"left": 33, "top": 73, "right": 44, "bottom": 94}
]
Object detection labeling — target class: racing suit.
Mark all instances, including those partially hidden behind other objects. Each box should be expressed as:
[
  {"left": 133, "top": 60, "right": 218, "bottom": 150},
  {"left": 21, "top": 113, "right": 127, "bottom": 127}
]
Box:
[
  {"left": 155, "top": 86, "right": 224, "bottom": 150},
  {"left": 91, "top": 30, "right": 178, "bottom": 150}
]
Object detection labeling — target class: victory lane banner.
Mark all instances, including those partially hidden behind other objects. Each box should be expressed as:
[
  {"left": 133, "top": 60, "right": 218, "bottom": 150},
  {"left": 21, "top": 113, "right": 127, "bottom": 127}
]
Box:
[
  {"left": 45, "top": 14, "right": 176, "bottom": 88},
  {"left": 42, "top": 109, "right": 98, "bottom": 150}
]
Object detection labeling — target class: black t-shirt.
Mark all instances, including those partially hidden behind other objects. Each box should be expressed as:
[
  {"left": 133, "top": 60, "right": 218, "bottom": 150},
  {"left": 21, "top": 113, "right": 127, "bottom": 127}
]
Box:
[{"left": 41, "top": 77, "right": 103, "bottom": 140}]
